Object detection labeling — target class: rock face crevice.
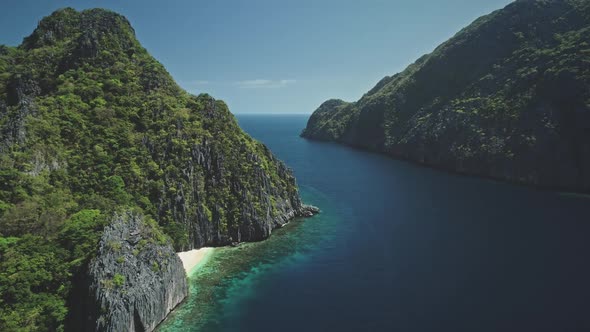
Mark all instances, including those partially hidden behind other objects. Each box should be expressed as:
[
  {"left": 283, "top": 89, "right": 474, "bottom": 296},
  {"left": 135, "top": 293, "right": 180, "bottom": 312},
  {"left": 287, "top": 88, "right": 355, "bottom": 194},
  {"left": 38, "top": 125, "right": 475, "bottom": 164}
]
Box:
[
  {"left": 0, "top": 74, "right": 39, "bottom": 152},
  {"left": 83, "top": 211, "right": 187, "bottom": 332},
  {"left": 302, "top": 0, "right": 590, "bottom": 193}
]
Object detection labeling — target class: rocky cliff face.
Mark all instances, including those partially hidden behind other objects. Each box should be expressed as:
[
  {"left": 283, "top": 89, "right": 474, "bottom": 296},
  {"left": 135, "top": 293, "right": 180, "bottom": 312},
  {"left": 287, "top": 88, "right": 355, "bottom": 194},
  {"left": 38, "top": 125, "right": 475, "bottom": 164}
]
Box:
[
  {"left": 161, "top": 131, "right": 316, "bottom": 249},
  {"left": 302, "top": 0, "right": 590, "bottom": 193},
  {"left": 84, "top": 211, "right": 187, "bottom": 332}
]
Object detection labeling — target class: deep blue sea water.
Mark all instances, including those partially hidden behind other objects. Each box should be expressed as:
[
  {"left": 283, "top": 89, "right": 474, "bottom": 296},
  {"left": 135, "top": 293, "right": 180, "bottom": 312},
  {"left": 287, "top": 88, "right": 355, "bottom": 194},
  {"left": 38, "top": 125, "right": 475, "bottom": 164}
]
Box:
[{"left": 159, "top": 114, "right": 590, "bottom": 332}]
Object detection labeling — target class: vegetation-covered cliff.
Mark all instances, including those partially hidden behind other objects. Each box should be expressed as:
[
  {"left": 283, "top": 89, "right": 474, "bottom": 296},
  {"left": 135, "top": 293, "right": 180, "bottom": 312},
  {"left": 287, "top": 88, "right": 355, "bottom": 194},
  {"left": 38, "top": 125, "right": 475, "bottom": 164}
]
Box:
[
  {"left": 302, "top": 0, "right": 590, "bottom": 192},
  {"left": 0, "top": 8, "right": 315, "bottom": 331}
]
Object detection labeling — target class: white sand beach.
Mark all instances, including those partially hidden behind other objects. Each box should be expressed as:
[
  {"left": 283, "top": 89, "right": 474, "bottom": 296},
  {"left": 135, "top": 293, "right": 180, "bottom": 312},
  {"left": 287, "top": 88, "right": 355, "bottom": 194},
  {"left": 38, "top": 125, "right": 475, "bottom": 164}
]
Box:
[{"left": 177, "top": 248, "right": 214, "bottom": 275}]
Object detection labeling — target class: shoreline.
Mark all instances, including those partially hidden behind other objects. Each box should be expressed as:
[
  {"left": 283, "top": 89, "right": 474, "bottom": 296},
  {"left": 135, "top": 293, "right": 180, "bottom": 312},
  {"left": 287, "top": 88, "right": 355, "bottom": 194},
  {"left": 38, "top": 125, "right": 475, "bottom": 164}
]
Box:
[
  {"left": 175, "top": 206, "right": 319, "bottom": 276},
  {"left": 177, "top": 247, "right": 215, "bottom": 276},
  {"left": 300, "top": 135, "right": 590, "bottom": 197}
]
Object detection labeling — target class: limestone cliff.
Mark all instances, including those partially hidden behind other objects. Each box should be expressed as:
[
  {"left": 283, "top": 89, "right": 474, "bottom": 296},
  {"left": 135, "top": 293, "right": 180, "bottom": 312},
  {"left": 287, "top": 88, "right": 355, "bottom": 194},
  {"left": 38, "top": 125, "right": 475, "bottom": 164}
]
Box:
[{"left": 85, "top": 211, "right": 187, "bottom": 332}]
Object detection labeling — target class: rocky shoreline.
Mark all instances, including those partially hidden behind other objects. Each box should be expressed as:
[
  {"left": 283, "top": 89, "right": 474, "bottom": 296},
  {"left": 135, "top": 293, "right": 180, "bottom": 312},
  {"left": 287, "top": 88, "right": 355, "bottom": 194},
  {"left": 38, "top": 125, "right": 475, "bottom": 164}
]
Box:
[
  {"left": 300, "top": 135, "right": 590, "bottom": 195},
  {"left": 79, "top": 204, "right": 319, "bottom": 332},
  {"left": 272, "top": 204, "right": 320, "bottom": 228}
]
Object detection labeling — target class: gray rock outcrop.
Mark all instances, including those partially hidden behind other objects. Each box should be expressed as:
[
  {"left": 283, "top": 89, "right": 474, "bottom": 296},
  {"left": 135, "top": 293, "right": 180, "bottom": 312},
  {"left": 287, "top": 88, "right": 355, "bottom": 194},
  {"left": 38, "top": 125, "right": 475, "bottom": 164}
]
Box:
[{"left": 84, "top": 211, "right": 188, "bottom": 332}]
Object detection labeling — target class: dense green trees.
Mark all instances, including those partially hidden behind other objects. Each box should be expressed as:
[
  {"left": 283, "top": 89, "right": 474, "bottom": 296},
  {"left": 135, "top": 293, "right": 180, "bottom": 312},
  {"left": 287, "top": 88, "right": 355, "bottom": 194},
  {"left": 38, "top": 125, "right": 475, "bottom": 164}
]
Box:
[{"left": 0, "top": 209, "right": 105, "bottom": 331}]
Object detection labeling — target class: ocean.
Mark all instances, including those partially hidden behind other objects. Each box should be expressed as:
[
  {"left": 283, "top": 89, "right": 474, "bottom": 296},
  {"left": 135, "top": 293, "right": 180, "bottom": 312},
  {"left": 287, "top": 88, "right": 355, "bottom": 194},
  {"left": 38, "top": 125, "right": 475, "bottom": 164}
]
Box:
[{"left": 158, "top": 114, "right": 590, "bottom": 332}]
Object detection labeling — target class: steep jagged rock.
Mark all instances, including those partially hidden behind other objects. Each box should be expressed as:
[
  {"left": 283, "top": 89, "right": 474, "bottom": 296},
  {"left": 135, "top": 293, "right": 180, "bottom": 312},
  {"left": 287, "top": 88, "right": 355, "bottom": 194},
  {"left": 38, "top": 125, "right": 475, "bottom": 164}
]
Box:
[
  {"left": 84, "top": 211, "right": 187, "bottom": 332},
  {"left": 302, "top": 0, "right": 590, "bottom": 192},
  {"left": 0, "top": 73, "right": 39, "bottom": 151}
]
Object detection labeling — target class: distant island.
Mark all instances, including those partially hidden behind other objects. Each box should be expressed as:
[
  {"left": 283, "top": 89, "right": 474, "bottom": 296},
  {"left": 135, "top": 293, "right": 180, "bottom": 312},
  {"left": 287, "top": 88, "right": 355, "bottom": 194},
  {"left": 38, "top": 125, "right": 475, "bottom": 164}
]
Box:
[
  {"left": 302, "top": 0, "right": 590, "bottom": 193},
  {"left": 0, "top": 8, "right": 316, "bottom": 332}
]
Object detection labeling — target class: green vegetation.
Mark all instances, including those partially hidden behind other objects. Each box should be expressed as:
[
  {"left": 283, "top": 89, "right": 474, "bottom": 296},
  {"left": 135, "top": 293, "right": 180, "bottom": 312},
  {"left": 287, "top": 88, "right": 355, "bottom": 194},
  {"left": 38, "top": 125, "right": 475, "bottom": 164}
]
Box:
[
  {"left": 303, "top": 0, "right": 590, "bottom": 191},
  {"left": 0, "top": 7, "right": 300, "bottom": 331},
  {"left": 0, "top": 210, "right": 105, "bottom": 331},
  {"left": 112, "top": 274, "right": 125, "bottom": 288},
  {"left": 98, "top": 272, "right": 126, "bottom": 291},
  {"left": 151, "top": 261, "right": 160, "bottom": 272}
]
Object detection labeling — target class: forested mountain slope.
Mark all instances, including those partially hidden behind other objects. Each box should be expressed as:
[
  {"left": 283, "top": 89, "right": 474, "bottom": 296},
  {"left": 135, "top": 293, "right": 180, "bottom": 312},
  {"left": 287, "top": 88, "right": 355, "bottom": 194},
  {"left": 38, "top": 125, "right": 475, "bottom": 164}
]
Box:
[
  {"left": 302, "top": 0, "right": 590, "bottom": 192},
  {"left": 0, "top": 8, "right": 315, "bottom": 331}
]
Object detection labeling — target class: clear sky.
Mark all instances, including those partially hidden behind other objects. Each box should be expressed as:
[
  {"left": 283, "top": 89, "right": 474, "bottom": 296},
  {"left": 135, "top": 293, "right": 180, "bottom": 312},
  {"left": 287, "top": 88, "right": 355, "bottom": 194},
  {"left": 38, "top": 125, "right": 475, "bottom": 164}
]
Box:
[{"left": 0, "top": 0, "right": 513, "bottom": 114}]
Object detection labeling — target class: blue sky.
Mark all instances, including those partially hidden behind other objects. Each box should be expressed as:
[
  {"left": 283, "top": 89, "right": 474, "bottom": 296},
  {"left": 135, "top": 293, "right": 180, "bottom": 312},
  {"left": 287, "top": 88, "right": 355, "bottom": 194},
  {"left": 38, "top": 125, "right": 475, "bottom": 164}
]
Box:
[{"left": 0, "top": 0, "right": 513, "bottom": 114}]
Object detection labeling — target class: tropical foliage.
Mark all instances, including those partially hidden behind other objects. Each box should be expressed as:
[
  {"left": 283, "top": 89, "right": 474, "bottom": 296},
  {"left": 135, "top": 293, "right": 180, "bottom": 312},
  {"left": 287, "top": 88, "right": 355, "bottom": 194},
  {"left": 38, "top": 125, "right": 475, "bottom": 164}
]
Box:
[{"left": 0, "top": 8, "right": 299, "bottom": 331}]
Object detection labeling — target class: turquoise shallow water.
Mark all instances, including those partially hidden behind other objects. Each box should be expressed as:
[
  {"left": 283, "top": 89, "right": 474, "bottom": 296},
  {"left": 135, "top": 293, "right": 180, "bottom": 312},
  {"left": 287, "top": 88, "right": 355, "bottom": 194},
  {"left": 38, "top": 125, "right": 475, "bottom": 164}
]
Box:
[
  {"left": 158, "top": 187, "right": 337, "bottom": 332},
  {"left": 159, "top": 114, "right": 590, "bottom": 332}
]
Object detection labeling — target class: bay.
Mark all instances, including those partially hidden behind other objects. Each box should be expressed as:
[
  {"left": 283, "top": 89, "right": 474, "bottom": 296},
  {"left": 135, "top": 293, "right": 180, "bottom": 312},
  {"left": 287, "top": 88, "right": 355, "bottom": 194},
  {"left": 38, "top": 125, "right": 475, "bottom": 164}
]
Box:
[{"left": 159, "top": 114, "right": 590, "bottom": 332}]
